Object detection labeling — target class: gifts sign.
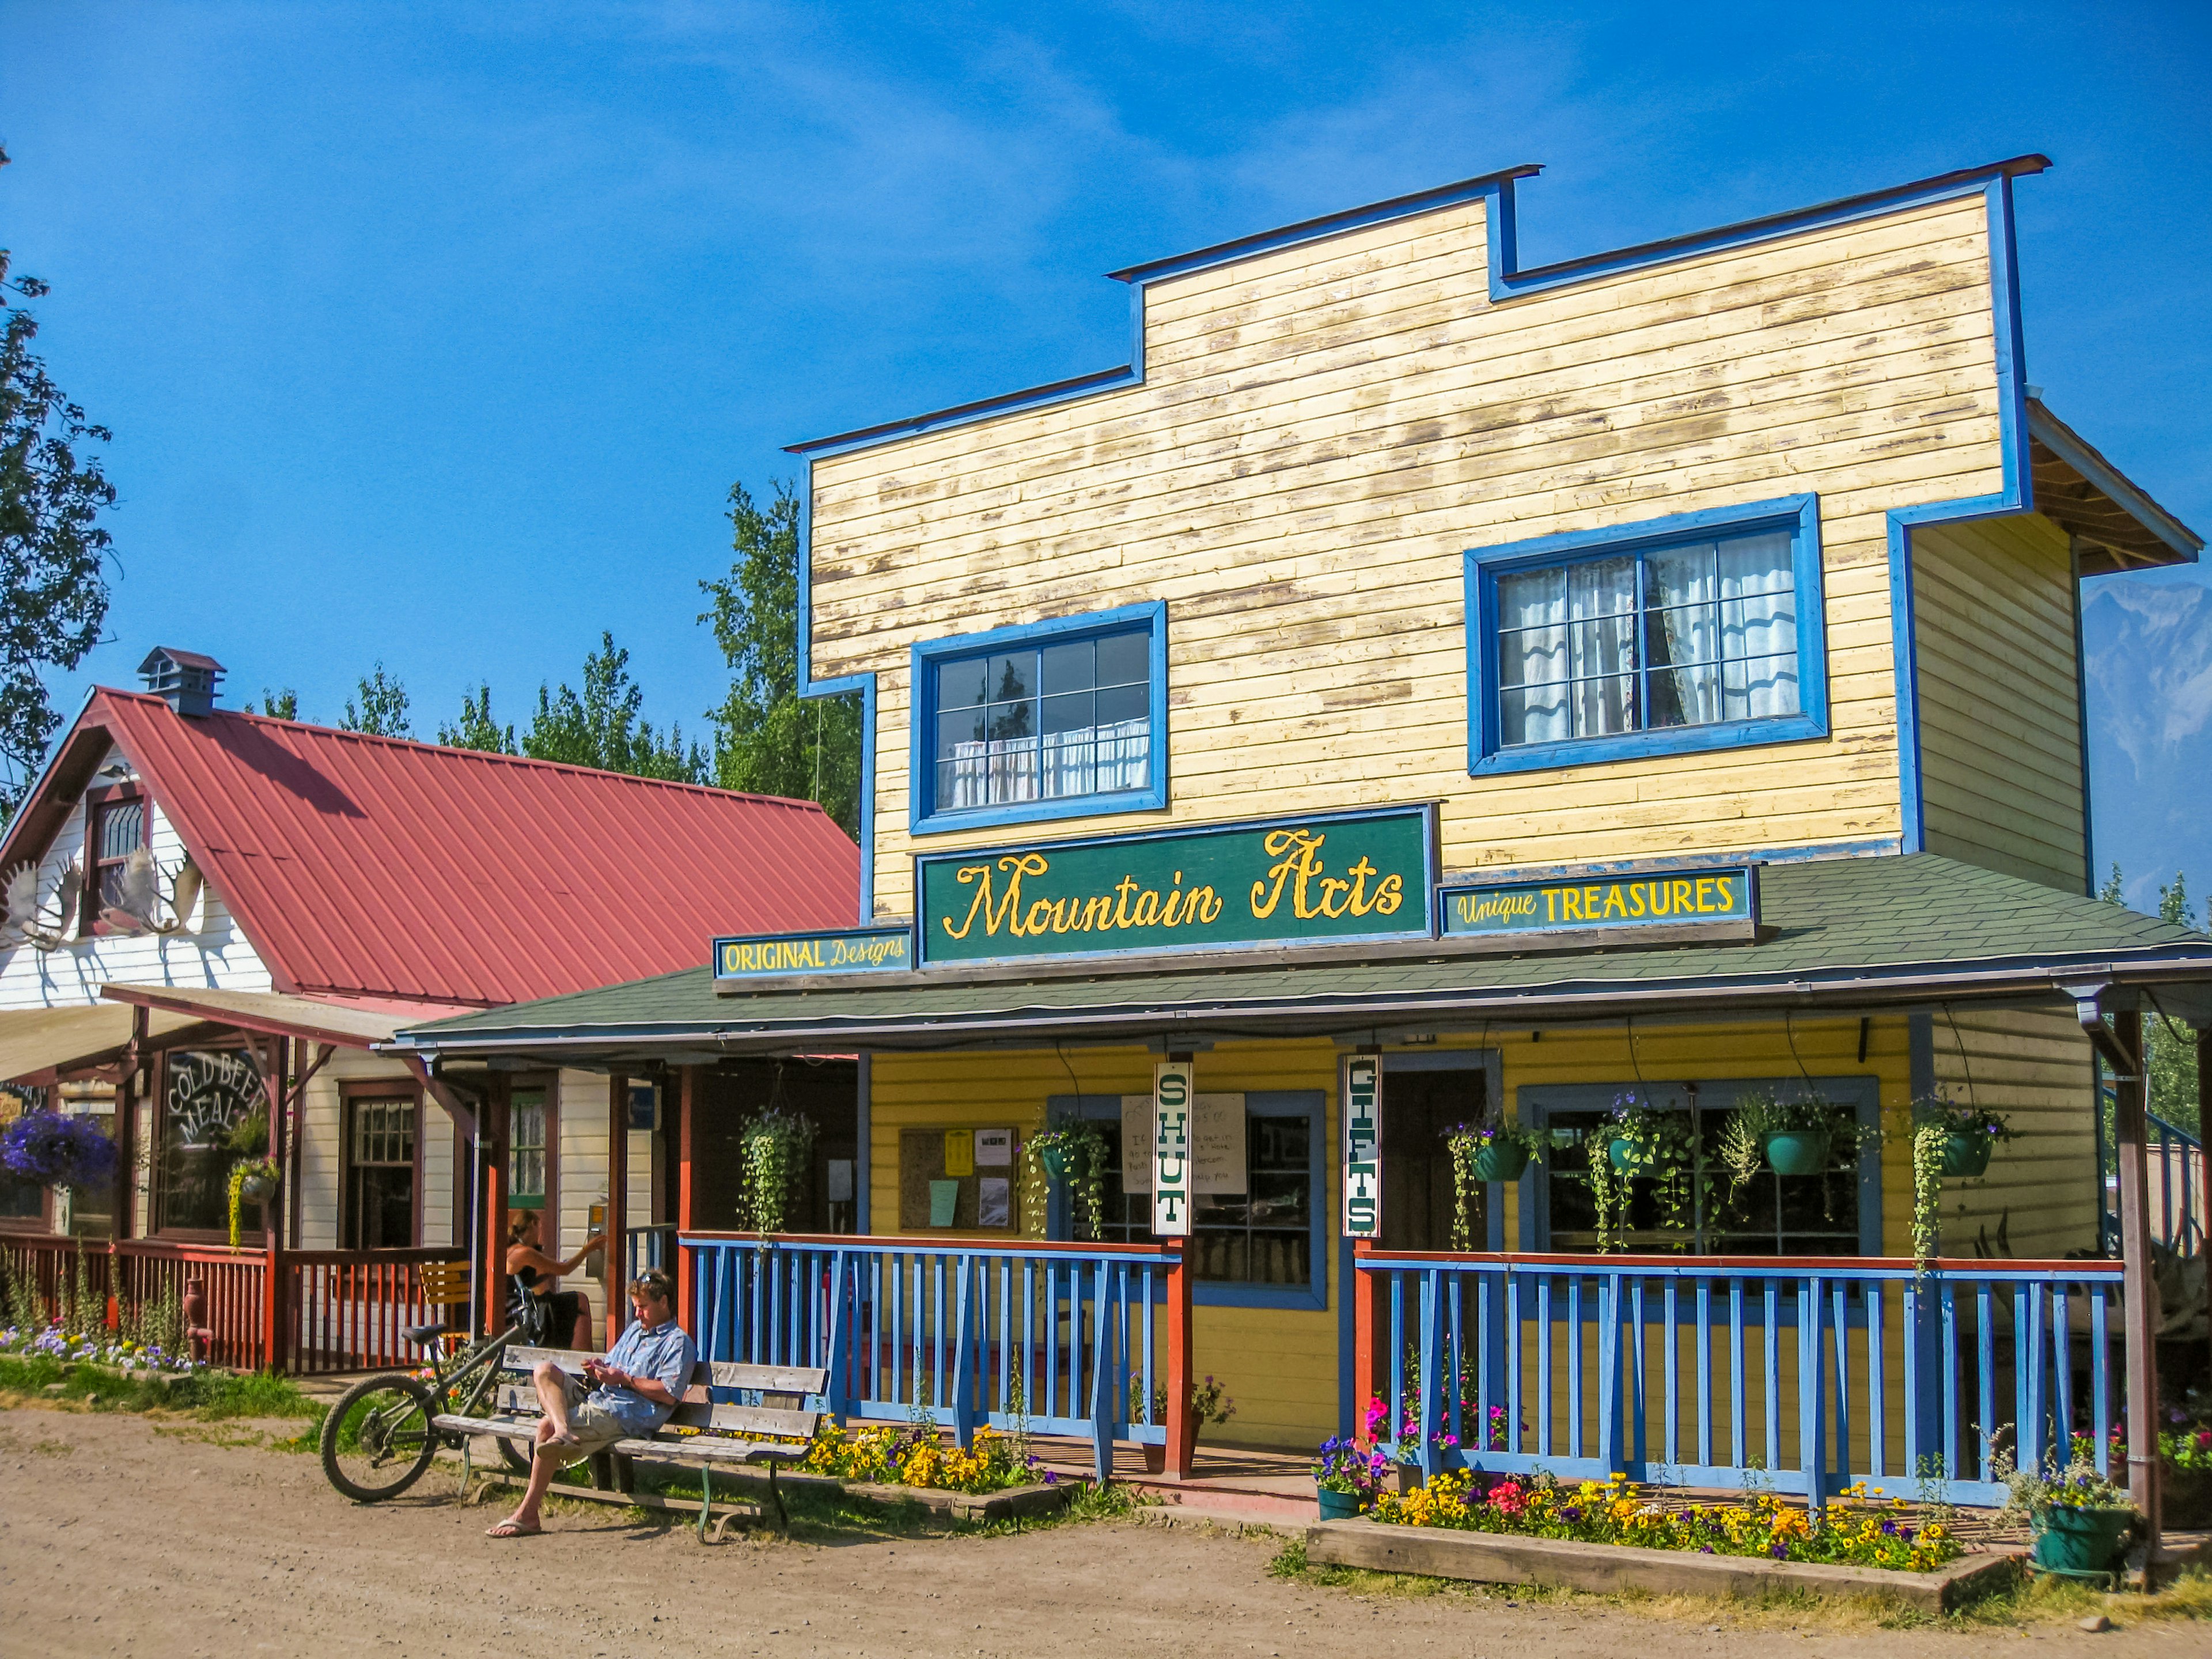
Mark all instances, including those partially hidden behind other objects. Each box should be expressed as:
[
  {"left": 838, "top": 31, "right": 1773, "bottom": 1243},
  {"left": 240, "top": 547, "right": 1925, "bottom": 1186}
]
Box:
[
  {"left": 1342, "top": 1054, "right": 1381, "bottom": 1238},
  {"left": 1152, "top": 1061, "right": 1194, "bottom": 1237}
]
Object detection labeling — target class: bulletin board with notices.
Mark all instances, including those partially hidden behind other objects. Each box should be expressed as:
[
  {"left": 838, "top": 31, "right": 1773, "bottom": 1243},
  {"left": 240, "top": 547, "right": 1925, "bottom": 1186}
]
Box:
[{"left": 899, "top": 1126, "right": 1018, "bottom": 1230}]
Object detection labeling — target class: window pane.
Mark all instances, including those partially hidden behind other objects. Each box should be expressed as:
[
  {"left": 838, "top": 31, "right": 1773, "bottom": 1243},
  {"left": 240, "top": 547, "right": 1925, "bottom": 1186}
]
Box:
[
  {"left": 161, "top": 1050, "right": 263, "bottom": 1233},
  {"left": 936, "top": 707, "right": 987, "bottom": 763},
  {"left": 1095, "top": 630, "right": 1150, "bottom": 687},
  {"left": 938, "top": 657, "right": 990, "bottom": 711},
  {"left": 1040, "top": 688, "right": 1096, "bottom": 736},
  {"left": 1498, "top": 568, "right": 1565, "bottom": 630},
  {"left": 1500, "top": 682, "right": 1569, "bottom": 748},
  {"left": 1498, "top": 625, "right": 1567, "bottom": 688},
  {"left": 1040, "top": 639, "right": 1095, "bottom": 695},
  {"left": 100, "top": 802, "right": 143, "bottom": 862},
  {"left": 1569, "top": 671, "right": 1637, "bottom": 738},
  {"left": 1094, "top": 683, "right": 1147, "bottom": 728},
  {"left": 1718, "top": 531, "right": 1797, "bottom": 674},
  {"left": 986, "top": 699, "right": 1034, "bottom": 744},
  {"left": 986, "top": 652, "right": 1033, "bottom": 704},
  {"left": 1721, "top": 653, "right": 1801, "bottom": 720}
]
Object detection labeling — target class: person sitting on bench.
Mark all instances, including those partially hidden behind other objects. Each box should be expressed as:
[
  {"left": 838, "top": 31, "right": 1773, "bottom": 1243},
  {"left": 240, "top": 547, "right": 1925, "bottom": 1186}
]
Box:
[
  {"left": 487, "top": 1268, "right": 697, "bottom": 1539},
  {"left": 505, "top": 1210, "right": 604, "bottom": 1348}
]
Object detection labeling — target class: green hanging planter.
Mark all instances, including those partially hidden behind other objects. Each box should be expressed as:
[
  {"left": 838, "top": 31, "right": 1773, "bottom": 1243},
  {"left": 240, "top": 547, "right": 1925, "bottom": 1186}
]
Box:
[
  {"left": 1605, "top": 1138, "right": 1646, "bottom": 1175},
  {"left": 1760, "top": 1128, "right": 1832, "bottom": 1177},
  {"left": 1939, "top": 1131, "right": 1994, "bottom": 1179},
  {"left": 1040, "top": 1145, "right": 1069, "bottom": 1181},
  {"left": 2029, "top": 1505, "right": 2135, "bottom": 1574},
  {"left": 1467, "top": 1142, "right": 1530, "bottom": 1184}
]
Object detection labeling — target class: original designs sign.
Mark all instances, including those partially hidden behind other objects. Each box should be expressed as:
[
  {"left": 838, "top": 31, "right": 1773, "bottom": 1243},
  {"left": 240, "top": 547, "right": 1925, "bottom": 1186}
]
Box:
[
  {"left": 714, "top": 926, "right": 913, "bottom": 982},
  {"left": 1438, "top": 866, "right": 1757, "bottom": 938},
  {"left": 916, "top": 807, "right": 1433, "bottom": 966}
]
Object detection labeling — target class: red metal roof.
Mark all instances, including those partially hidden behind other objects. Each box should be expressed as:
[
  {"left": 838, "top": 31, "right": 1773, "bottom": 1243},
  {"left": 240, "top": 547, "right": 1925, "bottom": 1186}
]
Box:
[{"left": 3, "top": 690, "right": 861, "bottom": 1007}]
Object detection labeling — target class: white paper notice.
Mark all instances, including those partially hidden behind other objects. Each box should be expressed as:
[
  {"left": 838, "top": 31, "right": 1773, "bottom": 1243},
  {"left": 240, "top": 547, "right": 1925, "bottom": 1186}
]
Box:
[
  {"left": 975, "top": 1128, "right": 1013, "bottom": 1167},
  {"left": 1122, "top": 1093, "right": 1245, "bottom": 1194},
  {"left": 977, "top": 1176, "right": 1011, "bottom": 1228}
]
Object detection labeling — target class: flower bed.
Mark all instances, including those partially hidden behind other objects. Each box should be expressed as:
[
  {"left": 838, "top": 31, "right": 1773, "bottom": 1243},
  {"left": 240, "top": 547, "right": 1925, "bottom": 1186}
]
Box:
[
  {"left": 1376, "top": 1470, "right": 1960, "bottom": 1573},
  {"left": 803, "top": 1422, "right": 1052, "bottom": 1496},
  {"left": 3, "top": 1323, "right": 203, "bottom": 1375}
]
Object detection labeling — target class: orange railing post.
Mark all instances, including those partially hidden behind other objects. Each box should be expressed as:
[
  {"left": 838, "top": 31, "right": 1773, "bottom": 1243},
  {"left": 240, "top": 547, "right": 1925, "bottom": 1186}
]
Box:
[
  {"left": 1352, "top": 1238, "right": 1377, "bottom": 1446},
  {"left": 1165, "top": 1238, "right": 1193, "bottom": 1479}
]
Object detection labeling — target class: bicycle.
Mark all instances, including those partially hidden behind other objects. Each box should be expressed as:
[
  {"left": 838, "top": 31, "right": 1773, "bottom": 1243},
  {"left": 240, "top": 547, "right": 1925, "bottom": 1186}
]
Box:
[{"left": 319, "top": 1270, "right": 547, "bottom": 1502}]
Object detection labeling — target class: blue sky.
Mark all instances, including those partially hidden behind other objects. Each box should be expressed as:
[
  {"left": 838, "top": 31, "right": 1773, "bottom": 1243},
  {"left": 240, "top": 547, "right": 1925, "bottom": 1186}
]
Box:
[{"left": 4, "top": 2, "right": 2207, "bottom": 894}]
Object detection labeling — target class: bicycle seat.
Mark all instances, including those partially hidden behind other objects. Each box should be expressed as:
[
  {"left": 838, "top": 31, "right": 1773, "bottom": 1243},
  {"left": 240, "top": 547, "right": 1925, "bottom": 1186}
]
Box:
[{"left": 404, "top": 1321, "right": 449, "bottom": 1347}]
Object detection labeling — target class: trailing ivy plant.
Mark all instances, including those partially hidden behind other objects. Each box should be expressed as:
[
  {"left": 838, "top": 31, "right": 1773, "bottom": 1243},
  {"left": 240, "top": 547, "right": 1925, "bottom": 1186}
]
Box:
[
  {"left": 1442, "top": 1120, "right": 1544, "bottom": 1251},
  {"left": 737, "top": 1107, "right": 816, "bottom": 1238},
  {"left": 1906, "top": 1093, "right": 2014, "bottom": 1277},
  {"left": 226, "top": 1156, "right": 279, "bottom": 1251},
  {"left": 1585, "top": 1093, "right": 1700, "bottom": 1252},
  {"left": 1717, "top": 1089, "right": 1870, "bottom": 1200},
  {"left": 1022, "top": 1123, "right": 1109, "bottom": 1241}
]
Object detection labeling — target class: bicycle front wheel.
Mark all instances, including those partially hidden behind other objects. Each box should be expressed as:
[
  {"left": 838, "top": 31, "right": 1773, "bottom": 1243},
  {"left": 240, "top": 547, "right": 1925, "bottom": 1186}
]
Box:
[{"left": 320, "top": 1373, "right": 439, "bottom": 1502}]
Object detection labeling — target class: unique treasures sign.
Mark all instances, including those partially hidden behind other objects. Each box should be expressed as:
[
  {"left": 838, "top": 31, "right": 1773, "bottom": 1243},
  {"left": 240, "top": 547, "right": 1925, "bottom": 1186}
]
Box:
[
  {"left": 915, "top": 806, "right": 1435, "bottom": 966},
  {"left": 714, "top": 925, "right": 914, "bottom": 982},
  {"left": 1437, "top": 865, "right": 1758, "bottom": 939}
]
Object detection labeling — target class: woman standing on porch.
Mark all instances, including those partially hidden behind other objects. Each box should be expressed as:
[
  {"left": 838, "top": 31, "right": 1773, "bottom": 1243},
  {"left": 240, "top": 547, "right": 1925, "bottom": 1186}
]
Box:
[{"left": 506, "top": 1211, "right": 603, "bottom": 1349}]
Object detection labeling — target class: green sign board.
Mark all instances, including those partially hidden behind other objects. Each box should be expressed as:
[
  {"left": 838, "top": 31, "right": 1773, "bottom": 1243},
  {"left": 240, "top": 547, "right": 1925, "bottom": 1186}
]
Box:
[
  {"left": 916, "top": 806, "right": 1434, "bottom": 967},
  {"left": 1438, "top": 865, "right": 1757, "bottom": 938},
  {"left": 714, "top": 926, "right": 913, "bottom": 982}
]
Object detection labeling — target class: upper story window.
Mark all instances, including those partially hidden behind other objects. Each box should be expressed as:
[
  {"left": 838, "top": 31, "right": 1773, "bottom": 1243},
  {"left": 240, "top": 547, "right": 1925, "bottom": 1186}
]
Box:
[
  {"left": 910, "top": 603, "right": 1168, "bottom": 835},
  {"left": 1469, "top": 495, "right": 1828, "bottom": 775},
  {"left": 83, "top": 791, "right": 147, "bottom": 934}
]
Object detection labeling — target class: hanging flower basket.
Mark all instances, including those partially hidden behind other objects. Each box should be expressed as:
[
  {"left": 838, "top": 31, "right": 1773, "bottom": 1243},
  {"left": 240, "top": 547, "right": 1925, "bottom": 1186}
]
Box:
[
  {"left": 1938, "top": 1132, "right": 1994, "bottom": 1179},
  {"left": 1466, "top": 1142, "right": 1530, "bottom": 1184},
  {"left": 238, "top": 1172, "right": 279, "bottom": 1203},
  {"left": 1, "top": 1109, "right": 119, "bottom": 1190},
  {"left": 1605, "top": 1137, "right": 1649, "bottom": 1176},
  {"left": 1760, "top": 1128, "right": 1833, "bottom": 1177},
  {"left": 1039, "top": 1145, "right": 1069, "bottom": 1181}
]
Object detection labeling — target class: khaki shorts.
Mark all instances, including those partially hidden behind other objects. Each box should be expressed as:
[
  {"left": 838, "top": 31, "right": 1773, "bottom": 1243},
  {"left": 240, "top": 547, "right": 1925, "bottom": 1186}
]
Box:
[{"left": 539, "top": 1370, "right": 627, "bottom": 1466}]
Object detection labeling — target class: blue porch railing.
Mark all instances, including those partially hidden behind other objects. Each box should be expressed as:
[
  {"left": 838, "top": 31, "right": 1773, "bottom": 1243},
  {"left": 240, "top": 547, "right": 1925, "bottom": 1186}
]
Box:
[
  {"left": 682, "top": 1233, "right": 1175, "bottom": 1480},
  {"left": 1358, "top": 1251, "right": 2127, "bottom": 1508},
  {"left": 625, "top": 1224, "right": 677, "bottom": 1283}
]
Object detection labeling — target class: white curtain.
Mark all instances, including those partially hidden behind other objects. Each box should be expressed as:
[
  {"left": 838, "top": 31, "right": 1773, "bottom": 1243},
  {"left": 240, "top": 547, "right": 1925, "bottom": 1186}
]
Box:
[
  {"left": 1717, "top": 532, "right": 1798, "bottom": 718},
  {"left": 945, "top": 719, "right": 1150, "bottom": 806}
]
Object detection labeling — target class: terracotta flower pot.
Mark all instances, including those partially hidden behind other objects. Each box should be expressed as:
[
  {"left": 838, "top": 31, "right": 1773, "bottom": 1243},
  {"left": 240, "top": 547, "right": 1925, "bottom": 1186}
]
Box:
[{"left": 1761, "top": 1129, "right": 1832, "bottom": 1177}]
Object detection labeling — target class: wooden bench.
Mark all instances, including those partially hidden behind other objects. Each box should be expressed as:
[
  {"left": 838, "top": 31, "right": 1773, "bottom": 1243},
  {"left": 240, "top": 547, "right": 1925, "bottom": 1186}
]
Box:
[{"left": 432, "top": 1346, "right": 827, "bottom": 1537}]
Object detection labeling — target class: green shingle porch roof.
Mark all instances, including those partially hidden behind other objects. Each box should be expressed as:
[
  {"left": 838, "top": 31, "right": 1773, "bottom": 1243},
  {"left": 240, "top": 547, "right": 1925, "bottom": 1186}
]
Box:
[{"left": 390, "top": 854, "right": 2212, "bottom": 1060}]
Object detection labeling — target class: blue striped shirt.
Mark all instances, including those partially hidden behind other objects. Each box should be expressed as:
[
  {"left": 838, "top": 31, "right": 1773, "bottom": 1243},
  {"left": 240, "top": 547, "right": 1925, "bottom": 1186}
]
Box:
[{"left": 588, "top": 1317, "right": 698, "bottom": 1437}]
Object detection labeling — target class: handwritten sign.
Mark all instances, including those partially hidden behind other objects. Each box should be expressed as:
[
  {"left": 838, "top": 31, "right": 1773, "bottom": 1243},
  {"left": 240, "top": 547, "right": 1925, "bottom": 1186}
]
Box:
[
  {"left": 1342, "top": 1054, "right": 1381, "bottom": 1238},
  {"left": 1121, "top": 1094, "right": 1246, "bottom": 1195},
  {"left": 714, "top": 925, "right": 912, "bottom": 982},
  {"left": 1438, "top": 866, "right": 1756, "bottom": 938},
  {"left": 916, "top": 807, "right": 1433, "bottom": 966}
]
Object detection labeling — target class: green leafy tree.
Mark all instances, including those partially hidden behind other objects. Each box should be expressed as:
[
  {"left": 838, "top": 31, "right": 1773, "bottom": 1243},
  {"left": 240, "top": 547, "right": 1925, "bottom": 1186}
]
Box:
[
  {"left": 341, "top": 664, "right": 412, "bottom": 738},
  {"left": 437, "top": 683, "right": 516, "bottom": 754},
  {"left": 1, "top": 238, "right": 117, "bottom": 828},
  {"left": 258, "top": 689, "right": 298, "bottom": 720},
  {"left": 2101, "top": 865, "right": 2202, "bottom": 1132},
  {"left": 701, "top": 479, "right": 862, "bottom": 834},
  {"left": 522, "top": 633, "right": 704, "bottom": 782}
]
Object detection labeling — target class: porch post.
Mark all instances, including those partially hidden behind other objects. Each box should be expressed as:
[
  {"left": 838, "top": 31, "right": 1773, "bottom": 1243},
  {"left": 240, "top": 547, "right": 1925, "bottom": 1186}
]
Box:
[
  {"left": 1165, "top": 1237, "right": 1193, "bottom": 1479},
  {"left": 114, "top": 1006, "right": 145, "bottom": 1242},
  {"left": 605, "top": 1073, "right": 628, "bottom": 1350},
  {"left": 2112, "top": 1007, "right": 2162, "bottom": 1543},
  {"left": 482, "top": 1077, "right": 509, "bottom": 1335},
  {"left": 264, "top": 1035, "right": 287, "bottom": 1372},
  {"left": 677, "top": 1066, "right": 698, "bottom": 1332},
  {"left": 1353, "top": 1238, "right": 1377, "bottom": 1447}
]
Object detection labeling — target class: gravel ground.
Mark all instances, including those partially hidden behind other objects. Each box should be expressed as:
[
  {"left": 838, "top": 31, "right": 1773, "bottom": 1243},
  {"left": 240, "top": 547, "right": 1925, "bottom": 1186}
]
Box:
[{"left": 0, "top": 1404, "right": 2203, "bottom": 1658}]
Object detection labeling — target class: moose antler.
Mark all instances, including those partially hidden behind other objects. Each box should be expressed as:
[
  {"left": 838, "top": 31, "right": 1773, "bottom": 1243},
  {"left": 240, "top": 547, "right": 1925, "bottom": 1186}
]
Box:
[
  {"left": 2, "top": 859, "right": 82, "bottom": 951},
  {"left": 100, "top": 846, "right": 200, "bottom": 935}
]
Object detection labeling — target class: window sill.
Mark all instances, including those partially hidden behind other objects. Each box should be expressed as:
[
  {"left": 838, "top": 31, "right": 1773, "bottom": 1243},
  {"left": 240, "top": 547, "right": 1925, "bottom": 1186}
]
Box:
[
  {"left": 908, "top": 785, "right": 1168, "bottom": 838},
  {"left": 1196, "top": 1281, "right": 1327, "bottom": 1312},
  {"left": 1471, "top": 711, "right": 1827, "bottom": 776}
]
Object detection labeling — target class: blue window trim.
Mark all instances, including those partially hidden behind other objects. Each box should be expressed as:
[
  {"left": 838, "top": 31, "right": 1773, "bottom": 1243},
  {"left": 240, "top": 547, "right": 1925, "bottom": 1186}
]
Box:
[
  {"left": 1514, "top": 1075, "right": 1883, "bottom": 1262},
  {"left": 1465, "top": 494, "right": 1830, "bottom": 777},
  {"left": 1050, "top": 1090, "right": 1328, "bottom": 1313},
  {"left": 908, "top": 601, "right": 1169, "bottom": 838}
]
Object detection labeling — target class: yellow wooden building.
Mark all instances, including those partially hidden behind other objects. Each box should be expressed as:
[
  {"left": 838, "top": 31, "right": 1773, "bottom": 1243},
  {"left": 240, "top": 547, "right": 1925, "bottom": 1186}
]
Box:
[{"left": 397, "top": 154, "right": 2212, "bottom": 1523}]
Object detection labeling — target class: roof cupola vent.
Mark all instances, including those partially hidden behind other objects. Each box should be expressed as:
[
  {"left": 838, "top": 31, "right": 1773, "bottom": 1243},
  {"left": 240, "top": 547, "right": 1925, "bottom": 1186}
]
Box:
[{"left": 137, "top": 647, "right": 226, "bottom": 717}]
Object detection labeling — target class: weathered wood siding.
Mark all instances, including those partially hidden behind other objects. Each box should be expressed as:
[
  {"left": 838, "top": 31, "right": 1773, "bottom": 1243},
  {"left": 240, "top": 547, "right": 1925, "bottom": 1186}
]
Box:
[
  {"left": 1912, "top": 514, "right": 2087, "bottom": 891},
  {"left": 0, "top": 743, "right": 272, "bottom": 1011},
  {"left": 808, "top": 193, "right": 2016, "bottom": 915},
  {"left": 1923, "top": 1007, "right": 2099, "bottom": 1262}
]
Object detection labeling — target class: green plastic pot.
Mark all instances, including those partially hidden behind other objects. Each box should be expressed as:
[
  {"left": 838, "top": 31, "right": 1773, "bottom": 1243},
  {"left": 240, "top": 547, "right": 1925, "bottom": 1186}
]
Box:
[
  {"left": 1761, "top": 1129, "right": 1832, "bottom": 1177},
  {"left": 1605, "top": 1138, "right": 1646, "bottom": 1175},
  {"left": 1039, "top": 1145, "right": 1069, "bottom": 1180},
  {"left": 1468, "top": 1142, "right": 1530, "bottom": 1183},
  {"left": 2030, "top": 1505, "right": 2135, "bottom": 1574},
  {"left": 1939, "top": 1132, "right": 1994, "bottom": 1179},
  {"left": 1316, "top": 1486, "right": 1368, "bottom": 1520}
]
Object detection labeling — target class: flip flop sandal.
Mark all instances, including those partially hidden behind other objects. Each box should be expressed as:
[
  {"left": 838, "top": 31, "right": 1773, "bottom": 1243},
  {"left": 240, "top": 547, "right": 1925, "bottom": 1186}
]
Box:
[{"left": 486, "top": 1521, "right": 543, "bottom": 1539}]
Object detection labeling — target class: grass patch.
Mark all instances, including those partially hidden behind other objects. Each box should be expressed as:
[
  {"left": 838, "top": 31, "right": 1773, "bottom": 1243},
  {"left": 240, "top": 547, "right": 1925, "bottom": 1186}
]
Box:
[
  {"left": 0, "top": 1351, "right": 318, "bottom": 1422},
  {"left": 1270, "top": 1535, "right": 2212, "bottom": 1631}
]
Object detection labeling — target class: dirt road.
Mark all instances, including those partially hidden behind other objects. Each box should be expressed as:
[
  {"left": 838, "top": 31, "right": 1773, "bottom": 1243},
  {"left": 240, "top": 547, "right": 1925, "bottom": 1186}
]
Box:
[{"left": 0, "top": 1405, "right": 2199, "bottom": 1658}]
